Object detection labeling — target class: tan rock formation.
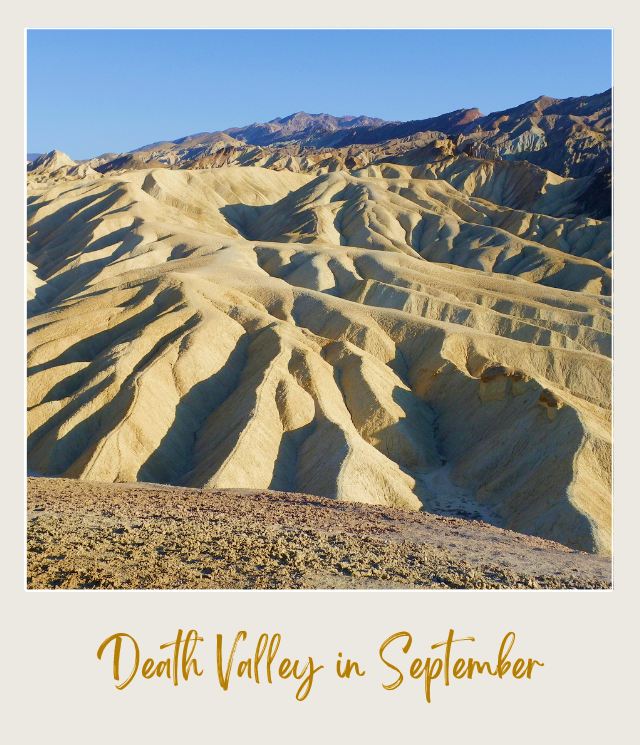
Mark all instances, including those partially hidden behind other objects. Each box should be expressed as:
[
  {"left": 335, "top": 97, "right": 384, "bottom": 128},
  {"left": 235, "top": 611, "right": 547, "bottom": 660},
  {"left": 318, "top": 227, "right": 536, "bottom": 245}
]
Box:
[{"left": 27, "top": 164, "right": 611, "bottom": 553}]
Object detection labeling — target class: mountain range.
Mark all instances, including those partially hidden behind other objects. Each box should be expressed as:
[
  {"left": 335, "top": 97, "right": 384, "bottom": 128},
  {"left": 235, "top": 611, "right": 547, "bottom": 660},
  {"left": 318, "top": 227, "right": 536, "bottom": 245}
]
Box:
[{"left": 81, "top": 88, "right": 610, "bottom": 183}]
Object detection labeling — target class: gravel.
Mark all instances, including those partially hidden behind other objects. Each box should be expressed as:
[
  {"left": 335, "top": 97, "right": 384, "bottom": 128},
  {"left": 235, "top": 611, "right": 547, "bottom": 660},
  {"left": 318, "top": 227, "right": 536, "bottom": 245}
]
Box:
[{"left": 27, "top": 477, "right": 611, "bottom": 590}]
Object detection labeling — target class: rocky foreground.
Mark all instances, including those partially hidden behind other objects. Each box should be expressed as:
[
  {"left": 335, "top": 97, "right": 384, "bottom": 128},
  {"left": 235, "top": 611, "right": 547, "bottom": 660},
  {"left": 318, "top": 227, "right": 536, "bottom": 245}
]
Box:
[{"left": 27, "top": 478, "right": 610, "bottom": 590}]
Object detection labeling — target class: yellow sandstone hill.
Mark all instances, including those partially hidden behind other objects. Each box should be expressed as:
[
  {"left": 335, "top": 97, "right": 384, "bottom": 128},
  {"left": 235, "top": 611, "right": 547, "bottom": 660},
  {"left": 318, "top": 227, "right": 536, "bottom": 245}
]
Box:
[{"left": 27, "top": 159, "right": 611, "bottom": 554}]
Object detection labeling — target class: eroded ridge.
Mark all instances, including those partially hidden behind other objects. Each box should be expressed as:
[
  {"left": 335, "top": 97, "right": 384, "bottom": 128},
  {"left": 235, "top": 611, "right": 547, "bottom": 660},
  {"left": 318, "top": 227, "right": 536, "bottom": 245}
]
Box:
[{"left": 27, "top": 161, "right": 611, "bottom": 554}]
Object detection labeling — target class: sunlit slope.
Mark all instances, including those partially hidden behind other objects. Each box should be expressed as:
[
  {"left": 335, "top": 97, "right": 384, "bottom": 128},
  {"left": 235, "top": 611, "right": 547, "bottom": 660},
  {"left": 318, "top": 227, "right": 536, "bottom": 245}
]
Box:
[{"left": 27, "top": 166, "right": 611, "bottom": 553}]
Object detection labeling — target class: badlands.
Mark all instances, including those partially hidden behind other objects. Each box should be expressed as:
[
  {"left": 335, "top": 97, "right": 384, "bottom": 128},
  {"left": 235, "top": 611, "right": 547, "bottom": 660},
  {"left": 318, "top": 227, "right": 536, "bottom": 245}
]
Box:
[{"left": 27, "top": 90, "right": 612, "bottom": 588}]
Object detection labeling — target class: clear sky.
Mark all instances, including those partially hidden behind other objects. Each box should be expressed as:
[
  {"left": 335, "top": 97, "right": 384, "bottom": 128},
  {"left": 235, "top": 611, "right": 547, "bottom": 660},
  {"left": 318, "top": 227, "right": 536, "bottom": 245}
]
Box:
[{"left": 27, "top": 29, "right": 612, "bottom": 160}]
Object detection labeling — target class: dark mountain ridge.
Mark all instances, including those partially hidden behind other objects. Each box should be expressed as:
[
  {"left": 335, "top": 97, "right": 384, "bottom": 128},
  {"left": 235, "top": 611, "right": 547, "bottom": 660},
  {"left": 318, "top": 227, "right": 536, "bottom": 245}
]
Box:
[{"left": 116, "top": 89, "right": 610, "bottom": 181}]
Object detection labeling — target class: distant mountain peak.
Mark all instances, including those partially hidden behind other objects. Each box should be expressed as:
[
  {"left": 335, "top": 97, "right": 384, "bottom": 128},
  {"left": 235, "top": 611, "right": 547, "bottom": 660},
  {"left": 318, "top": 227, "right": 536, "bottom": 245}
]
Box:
[
  {"left": 271, "top": 111, "right": 314, "bottom": 123},
  {"left": 27, "top": 150, "right": 76, "bottom": 172}
]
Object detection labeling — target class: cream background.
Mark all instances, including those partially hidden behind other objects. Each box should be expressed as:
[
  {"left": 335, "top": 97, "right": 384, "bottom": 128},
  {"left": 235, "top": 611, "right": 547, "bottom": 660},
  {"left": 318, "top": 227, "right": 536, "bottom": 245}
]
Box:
[{"left": 3, "top": 3, "right": 638, "bottom": 741}]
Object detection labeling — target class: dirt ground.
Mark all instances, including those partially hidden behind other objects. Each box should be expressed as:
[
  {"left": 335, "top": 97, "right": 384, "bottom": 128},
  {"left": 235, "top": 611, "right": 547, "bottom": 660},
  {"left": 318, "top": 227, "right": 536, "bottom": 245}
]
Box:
[{"left": 26, "top": 477, "right": 611, "bottom": 590}]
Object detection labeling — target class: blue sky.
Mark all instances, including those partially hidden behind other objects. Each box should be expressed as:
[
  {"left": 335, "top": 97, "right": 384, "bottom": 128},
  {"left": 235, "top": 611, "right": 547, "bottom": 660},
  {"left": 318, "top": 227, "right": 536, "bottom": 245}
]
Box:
[{"left": 27, "top": 29, "right": 612, "bottom": 160}]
